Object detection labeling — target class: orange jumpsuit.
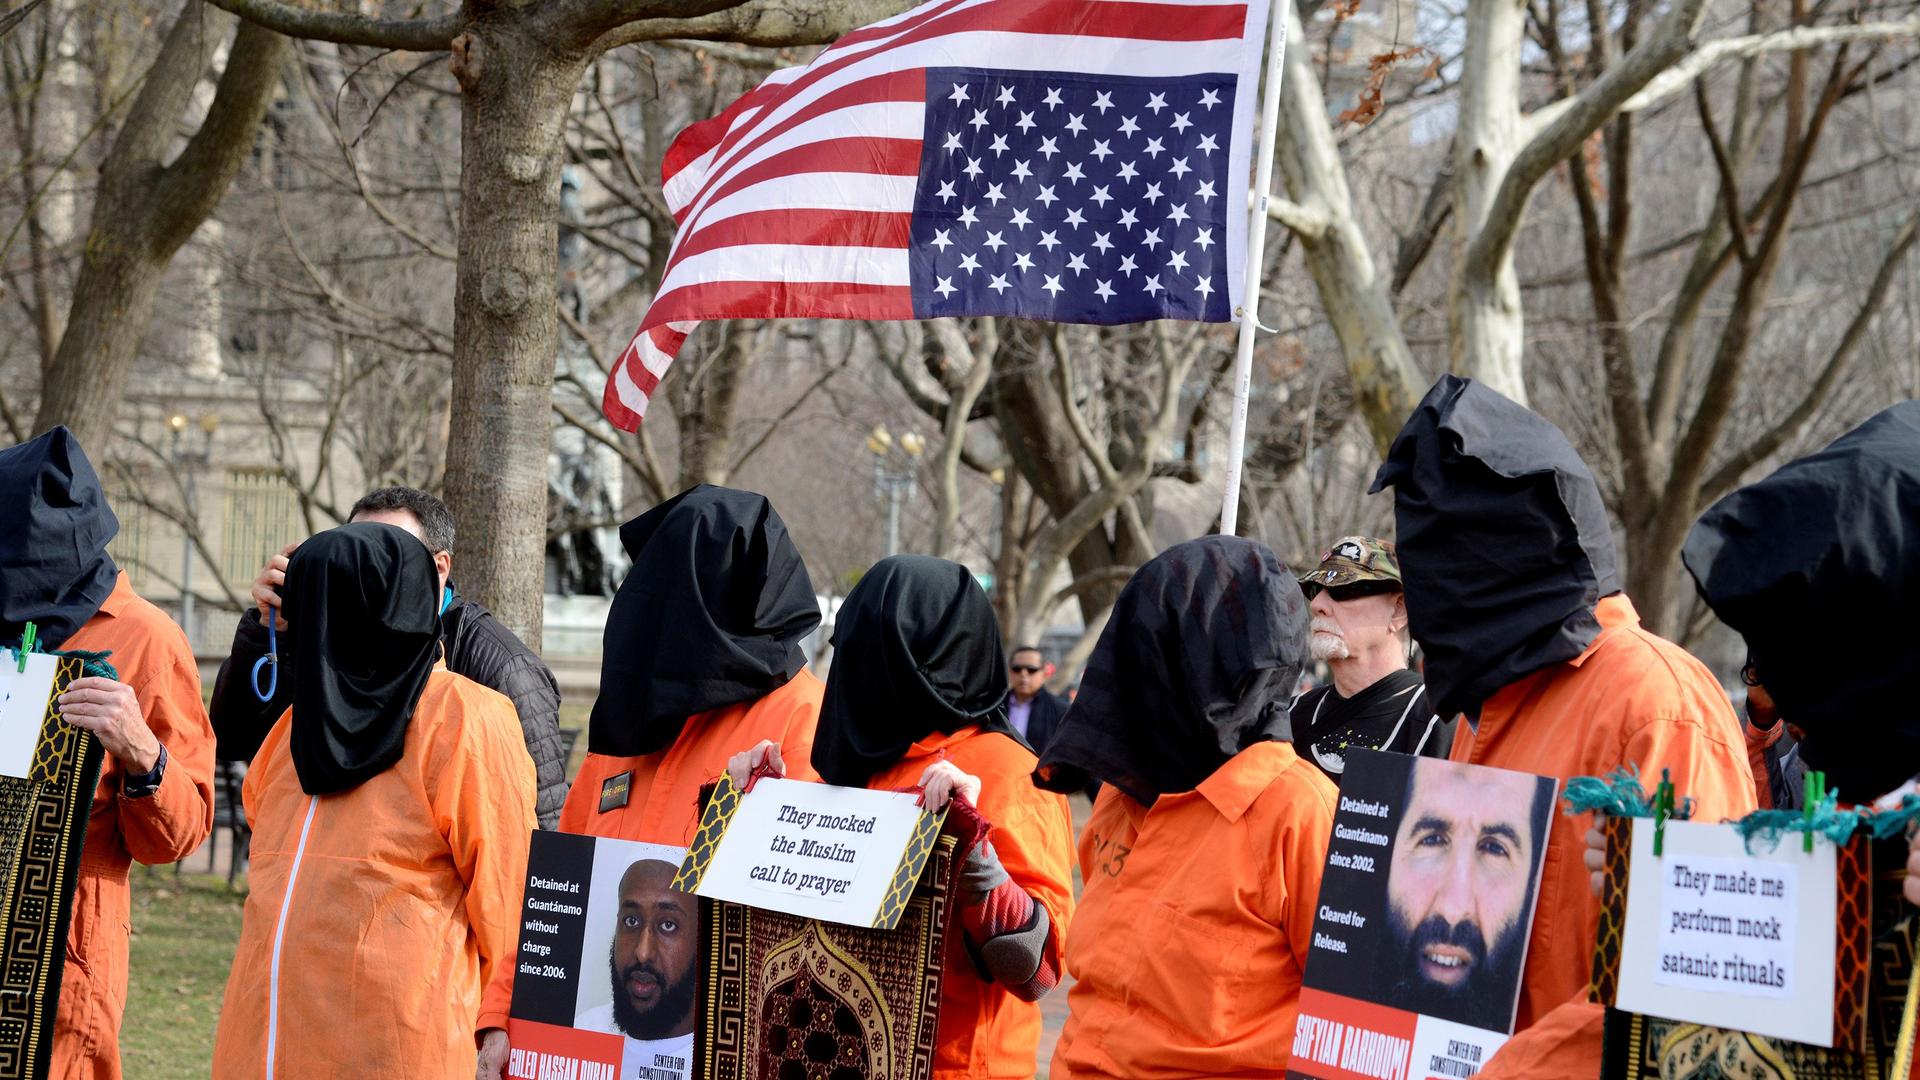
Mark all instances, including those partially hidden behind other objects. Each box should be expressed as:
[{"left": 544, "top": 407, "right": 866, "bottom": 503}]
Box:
[
  {"left": 212, "top": 667, "right": 536, "bottom": 1079},
  {"left": 868, "top": 726, "right": 1074, "bottom": 1080},
  {"left": 1456, "top": 595, "right": 1757, "bottom": 1079},
  {"left": 557, "top": 669, "right": 824, "bottom": 847},
  {"left": 1051, "top": 739, "right": 1337, "bottom": 1079},
  {"left": 53, "top": 571, "right": 216, "bottom": 1080}
]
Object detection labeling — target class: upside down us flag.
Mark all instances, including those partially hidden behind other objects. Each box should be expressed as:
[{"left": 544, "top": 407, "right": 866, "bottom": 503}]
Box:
[{"left": 603, "top": 0, "right": 1275, "bottom": 430}]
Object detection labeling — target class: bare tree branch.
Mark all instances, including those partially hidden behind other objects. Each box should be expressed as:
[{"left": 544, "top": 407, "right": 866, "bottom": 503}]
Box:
[
  {"left": 204, "top": 0, "right": 462, "bottom": 51},
  {"left": 596, "top": 0, "right": 912, "bottom": 50}
]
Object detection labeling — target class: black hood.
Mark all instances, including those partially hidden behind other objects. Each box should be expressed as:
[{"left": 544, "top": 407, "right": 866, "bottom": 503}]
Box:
[
  {"left": 589, "top": 486, "right": 820, "bottom": 757},
  {"left": 810, "top": 555, "right": 1014, "bottom": 788},
  {"left": 284, "top": 522, "right": 442, "bottom": 795},
  {"left": 0, "top": 426, "right": 120, "bottom": 650},
  {"left": 1684, "top": 402, "right": 1920, "bottom": 801},
  {"left": 1036, "top": 536, "right": 1308, "bottom": 804},
  {"left": 1370, "top": 375, "right": 1619, "bottom": 721}
]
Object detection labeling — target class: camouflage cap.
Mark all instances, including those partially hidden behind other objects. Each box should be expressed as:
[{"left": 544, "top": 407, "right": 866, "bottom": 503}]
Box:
[{"left": 1300, "top": 536, "right": 1402, "bottom": 589}]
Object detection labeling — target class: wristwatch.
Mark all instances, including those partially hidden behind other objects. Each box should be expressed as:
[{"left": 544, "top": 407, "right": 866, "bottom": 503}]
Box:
[{"left": 123, "top": 743, "right": 168, "bottom": 800}]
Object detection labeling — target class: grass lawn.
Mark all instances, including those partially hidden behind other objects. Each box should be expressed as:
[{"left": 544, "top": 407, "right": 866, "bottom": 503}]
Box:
[{"left": 121, "top": 869, "right": 246, "bottom": 1080}]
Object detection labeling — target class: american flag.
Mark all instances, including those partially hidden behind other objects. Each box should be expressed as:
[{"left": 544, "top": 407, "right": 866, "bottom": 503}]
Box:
[{"left": 605, "top": 0, "right": 1272, "bottom": 431}]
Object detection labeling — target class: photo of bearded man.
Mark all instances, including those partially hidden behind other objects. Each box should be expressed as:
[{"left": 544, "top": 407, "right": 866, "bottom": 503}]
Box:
[
  {"left": 1375, "top": 757, "right": 1555, "bottom": 1032},
  {"left": 575, "top": 858, "right": 698, "bottom": 1074}
]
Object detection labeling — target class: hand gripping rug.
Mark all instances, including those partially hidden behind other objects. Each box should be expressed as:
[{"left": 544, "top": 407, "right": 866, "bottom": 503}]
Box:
[{"left": 0, "top": 652, "right": 107, "bottom": 1080}]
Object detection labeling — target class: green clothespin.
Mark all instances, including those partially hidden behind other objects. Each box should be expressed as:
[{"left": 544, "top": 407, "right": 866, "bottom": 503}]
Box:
[
  {"left": 1804, "top": 771, "right": 1825, "bottom": 853},
  {"left": 14, "top": 621, "right": 34, "bottom": 673},
  {"left": 1653, "top": 768, "right": 1675, "bottom": 857}
]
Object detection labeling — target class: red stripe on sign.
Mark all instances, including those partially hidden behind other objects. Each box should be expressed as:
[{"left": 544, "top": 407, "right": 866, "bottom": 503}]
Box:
[
  {"left": 672, "top": 208, "right": 915, "bottom": 263},
  {"left": 687, "top": 136, "right": 923, "bottom": 231},
  {"left": 646, "top": 280, "right": 914, "bottom": 327}
]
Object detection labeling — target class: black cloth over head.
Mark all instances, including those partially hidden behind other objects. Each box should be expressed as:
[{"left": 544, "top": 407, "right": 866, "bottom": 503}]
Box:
[
  {"left": 283, "top": 522, "right": 441, "bottom": 795},
  {"left": 1035, "top": 536, "right": 1308, "bottom": 804},
  {"left": 1369, "top": 375, "right": 1620, "bottom": 722},
  {"left": 589, "top": 485, "right": 820, "bottom": 757},
  {"left": 1684, "top": 402, "right": 1920, "bottom": 800},
  {"left": 0, "top": 426, "right": 119, "bottom": 650},
  {"left": 811, "top": 555, "right": 1013, "bottom": 788}
]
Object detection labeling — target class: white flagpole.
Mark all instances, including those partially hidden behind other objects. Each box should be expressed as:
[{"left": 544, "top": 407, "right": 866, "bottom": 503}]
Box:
[{"left": 1220, "top": 0, "right": 1290, "bottom": 536}]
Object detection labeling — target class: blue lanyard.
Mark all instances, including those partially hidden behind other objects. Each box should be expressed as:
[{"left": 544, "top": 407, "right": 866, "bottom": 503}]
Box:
[{"left": 252, "top": 586, "right": 451, "bottom": 702}]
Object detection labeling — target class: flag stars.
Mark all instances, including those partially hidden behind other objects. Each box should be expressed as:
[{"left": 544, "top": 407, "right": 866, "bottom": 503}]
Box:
[
  {"left": 942, "top": 131, "right": 964, "bottom": 152},
  {"left": 1143, "top": 137, "right": 1165, "bottom": 159},
  {"left": 1116, "top": 161, "right": 1139, "bottom": 182},
  {"left": 1118, "top": 115, "right": 1141, "bottom": 137},
  {"left": 984, "top": 183, "right": 1007, "bottom": 206},
  {"left": 1038, "top": 229, "right": 1061, "bottom": 251},
  {"left": 1146, "top": 92, "right": 1168, "bottom": 114},
  {"left": 1089, "top": 185, "right": 1113, "bottom": 207},
  {"left": 936, "top": 180, "right": 957, "bottom": 203},
  {"left": 1009, "top": 207, "right": 1032, "bottom": 229},
  {"left": 1038, "top": 137, "right": 1059, "bottom": 160},
  {"left": 1170, "top": 112, "right": 1193, "bottom": 134},
  {"left": 958, "top": 205, "right": 980, "bottom": 226},
  {"left": 1095, "top": 279, "right": 1116, "bottom": 301},
  {"left": 1066, "top": 252, "right": 1089, "bottom": 275},
  {"left": 1142, "top": 182, "right": 1164, "bottom": 204},
  {"left": 1013, "top": 251, "right": 1035, "bottom": 271},
  {"left": 1167, "top": 249, "right": 1190, "bottom": 272},
  {"left": 934, "top": 276, "right": 957, "bottom": 297},
  {"left": 959, "top": 253, "right": 981, "bottom": 273},
  {"left": 1035, "top": 185, "right": 1059, "bottom": 207},
  {"left": 1118, "top": 208, "right": 1139, "bottom": 230},
  {"left": 1042, "top": 274, "right": 1064, "bottom": 296},
  {"left": 1092, "top": 91, "right": 1115, "bottom": 113},
  {"left": 962, "top": 157, "right": 983, "bottom": 180},
  {"left": 995, "top": 85, "right": 1016, "bottom": 107},
  {"left": 1196, "top": 133, "right": 1220, "bottom": 156},
  {"left": 1167, "top": 203, "right": 1191, "bottom": 225},
  {"left": 1195, "top": 180, "right": 1218, "bottom": 202},
  {"left": 1063, "top": 207, "right": 1086, "bottom": 228},
  {"left": 1168, "top": 157, "right": 1192, "bottom": 179},
  {"left": 1063, "top": 161, "right": 1086, "bottom": 184},
  {"left": 1195, "top": 276, "right": 1215, "bottom": 299},
  {"left": 1043, "top": 87, "right": 1064, "bottom": 110},
  {"left": 983, "top": 230, "right": 1007, "bottom": 251},
  {"left": 931, "top": 228, "right": 954, "bottom": 251},
  {"left": 1090, "top": 139, "right": 1114, "bottom": 162},
  {"left": 1199, "top": 88, "right": 1222, "bottom": 110},
  {"left": 1065, "top": 113, "right": 1087, "bottom": 136},
  {"left": 988, "top": 273, "right": 1012, "bottom": 293},
  {"left": 1118, "top": 254, "right": 1139, "bottom": 276},
  {"left": 1010, "top": 159, "right": 1033, "bottom": 182},
  {"left": 969, "top": 108, "right": 990, "bottom": 131},
  {"left": 1092, "top": 231, "right": 1114, "bottom": 253},
  {"left": 989, "top": 133, "right": 1010, "bottom": 157},
  {"left": 1015, "top": 110, "right": 1037, "bottom": 134},
  {"left": 1193, "top": 227, "right": 1215, "bottom": 251},
  {"left": 1142, "top": 227, "right": 1162, "bottom": 250},
  {"left": 949, "top": 83, "right": 971, "bottom": 105},
  {"left": 1143, "top": 275, "right": 1163, "bottom": 295}
]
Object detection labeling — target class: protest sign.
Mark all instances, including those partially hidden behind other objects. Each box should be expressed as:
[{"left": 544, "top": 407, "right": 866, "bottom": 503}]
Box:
[
  {"left": 0, "top": 650, "right": 59, "bottom": 778},
  {"left": 506, "top": 832, "right": 698, "bottom": 1080},
  {"left": 1611, "top": 817, "right": 1838, "bottom": 1047},
  {"left": 1291, "top": 749, "right": 1558, "bottom": 1080},
  {"left": 672, "top": 774, "right": 945, "bottom": 929}
]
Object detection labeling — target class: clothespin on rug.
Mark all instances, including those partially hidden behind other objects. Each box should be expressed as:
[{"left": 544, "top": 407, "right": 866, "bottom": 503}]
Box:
[
  {"left": 1653, "top": 768, "right": 1675, "bottom": 857},
  {"left": 1804, "top": 772, "right": 1826, "bottom": 853},
  {"left": 14, "top": 621, "right": 35, "bottom": 673}
]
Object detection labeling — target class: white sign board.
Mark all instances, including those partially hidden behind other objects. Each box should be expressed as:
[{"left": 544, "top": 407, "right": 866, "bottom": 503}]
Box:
[
  {"left": 0, "top": 651, "right": 58, "bottom": 779},
  {"left": 681, "top": 777, "right": 934, "bottom": 928},
  {"left": 1615, "top": 817, "right": 1837, "bottom": 1046}
]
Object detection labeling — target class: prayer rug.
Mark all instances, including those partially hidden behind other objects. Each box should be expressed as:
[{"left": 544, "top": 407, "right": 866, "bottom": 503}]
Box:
[
  {"left": 694, "top": 811, "right": 979, "bottom": 1080},
  {"left": 1598, "top": 828, "right": 1919, "bottom": 1080},
  {"left": 0, "top": 653, "right": 105, "bottom": 1080}
]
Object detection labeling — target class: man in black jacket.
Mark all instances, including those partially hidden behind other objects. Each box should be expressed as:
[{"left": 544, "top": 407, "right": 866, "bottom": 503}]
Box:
[
  {"left": 1006, "top": 645, "right": 1068, "bottom": 754},
  {"left": 208, "top": 487, "right": 569, "bottom": 826}
]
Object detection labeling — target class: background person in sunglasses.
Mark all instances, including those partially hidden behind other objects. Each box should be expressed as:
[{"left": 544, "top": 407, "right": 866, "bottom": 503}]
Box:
[
  {"left": 1006, "top": 645, "right": 1068, "bottom": 755},
  {"left": 1289, "top": 536, "right": 1455, "bottom": 778}
]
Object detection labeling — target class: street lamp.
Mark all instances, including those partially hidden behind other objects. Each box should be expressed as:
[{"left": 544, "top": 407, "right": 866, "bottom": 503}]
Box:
[
  {"left": 169, "top": 411, "right": 219, "bottom": 646},
  {"left": 868, "top": 423, "right": 923, "bottom": 557}
]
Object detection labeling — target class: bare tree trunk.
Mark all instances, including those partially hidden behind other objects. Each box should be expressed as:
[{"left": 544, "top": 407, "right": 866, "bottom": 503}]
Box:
[
  {"left": 34, "top": 5, "right": 287, "bottom": 446},
  {"left": 443, "top": 21, "right": 587, "bottom": 648},
  {"left": 1447, "top": 0, "right": 1529, "bottom": 403},
  {"left": 673, "top": 320, "right": 762, "bottom": 489},
  {"left": 928, "top": 318, "right": 994, "bottom": 559}
]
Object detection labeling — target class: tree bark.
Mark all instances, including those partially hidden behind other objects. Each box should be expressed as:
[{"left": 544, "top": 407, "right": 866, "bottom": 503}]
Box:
[
  {"left": 33, "top": 5, "right": 288, "bottom": 446},
  {"left": 1447, "top": 0, "right": 1529, "bottom": 403}
]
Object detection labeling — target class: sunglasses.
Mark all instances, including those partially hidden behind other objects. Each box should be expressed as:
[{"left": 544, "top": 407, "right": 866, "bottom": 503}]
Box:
[
  {"left": 1009, "top": 664, "right": 1044, "bottom": 675},
  {"left": 1299, "top": 579, "right": 1400, "bottom": 603}
]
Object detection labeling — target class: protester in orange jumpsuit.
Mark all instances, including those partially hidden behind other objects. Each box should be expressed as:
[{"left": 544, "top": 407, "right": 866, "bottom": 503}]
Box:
[
  {"left": 0, "top": 427, "right": 216, "bottom": 1080},
  {"left": 1369, "top": 376, "right": 1756, "bottom": 1077},
  {"left": 732, "top": 554, "right": 1074, "bottom": 1080},
  {"left": 1039, "top": 536, "right": 1337, "bottom": 1079},
  {"left": 211, "top": 523, "right": 535, "bottom": 1080},
  {"left": 560, "top": 486, "right": 825, "bottom": 846}
]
